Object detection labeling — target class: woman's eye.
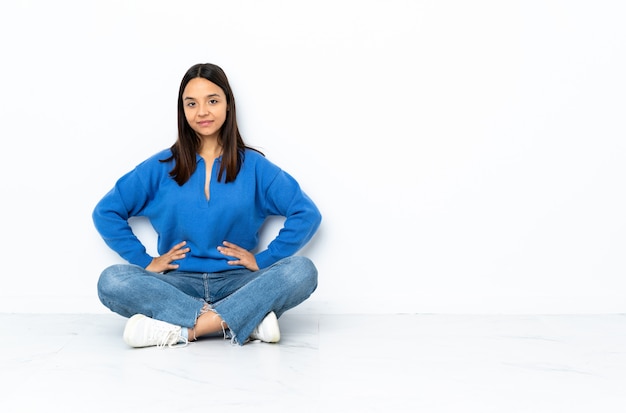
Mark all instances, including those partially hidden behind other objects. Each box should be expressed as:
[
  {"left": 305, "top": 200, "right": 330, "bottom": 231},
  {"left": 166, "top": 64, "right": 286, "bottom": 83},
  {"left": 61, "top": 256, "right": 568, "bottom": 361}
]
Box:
[
  {"left": 186, "top": 102, "right": 196, "bottom": 107},
  {"left": 209, "top": 99, "right": 218, "bottom": 104}
]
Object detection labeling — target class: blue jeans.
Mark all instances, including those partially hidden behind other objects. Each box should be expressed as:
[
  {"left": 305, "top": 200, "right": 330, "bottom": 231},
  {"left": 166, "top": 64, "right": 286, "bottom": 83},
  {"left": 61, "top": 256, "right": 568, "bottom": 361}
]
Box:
[{"left": 97, "top": 256, "right": 318, "bottom": 345}]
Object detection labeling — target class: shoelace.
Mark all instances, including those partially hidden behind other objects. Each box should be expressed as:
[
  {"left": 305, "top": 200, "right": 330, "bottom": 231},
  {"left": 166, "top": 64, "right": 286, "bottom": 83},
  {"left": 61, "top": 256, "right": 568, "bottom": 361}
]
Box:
[{"left": 153, "top": 327, "right": 189, "bottom": 349}]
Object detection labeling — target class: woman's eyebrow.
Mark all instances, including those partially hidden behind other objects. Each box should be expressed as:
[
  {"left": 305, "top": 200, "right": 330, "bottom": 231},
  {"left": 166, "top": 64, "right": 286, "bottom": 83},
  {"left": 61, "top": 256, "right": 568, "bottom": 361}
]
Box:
[{"left": 184, "top": 93, "right": 221, "bottom": 100}]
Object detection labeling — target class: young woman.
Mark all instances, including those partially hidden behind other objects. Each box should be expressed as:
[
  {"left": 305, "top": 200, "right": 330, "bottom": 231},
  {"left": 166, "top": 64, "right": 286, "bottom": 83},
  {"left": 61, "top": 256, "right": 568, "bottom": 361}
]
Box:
[{"left": 93, "top": 63, "right": 321, "bottom": 348}]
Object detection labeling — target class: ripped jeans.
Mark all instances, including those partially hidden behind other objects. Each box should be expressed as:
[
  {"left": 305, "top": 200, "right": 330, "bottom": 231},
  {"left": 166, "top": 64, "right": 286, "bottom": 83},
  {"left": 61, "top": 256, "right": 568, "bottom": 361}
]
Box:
[{"left": 97, "top": 256, "right": 318, "bottom": 345}]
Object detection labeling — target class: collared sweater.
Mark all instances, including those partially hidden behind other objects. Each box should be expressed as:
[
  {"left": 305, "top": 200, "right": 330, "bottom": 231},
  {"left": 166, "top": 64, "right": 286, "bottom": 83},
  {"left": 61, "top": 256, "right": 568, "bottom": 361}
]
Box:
[{"left": 93, "top": 148, "right": 321, "bottom": 272}]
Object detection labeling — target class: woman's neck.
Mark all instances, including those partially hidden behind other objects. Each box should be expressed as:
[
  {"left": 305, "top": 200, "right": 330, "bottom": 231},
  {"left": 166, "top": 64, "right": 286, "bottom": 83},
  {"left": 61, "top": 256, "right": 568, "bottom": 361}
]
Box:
[{"left": 198, "top": 138, "right": 222, "bottom": 160}]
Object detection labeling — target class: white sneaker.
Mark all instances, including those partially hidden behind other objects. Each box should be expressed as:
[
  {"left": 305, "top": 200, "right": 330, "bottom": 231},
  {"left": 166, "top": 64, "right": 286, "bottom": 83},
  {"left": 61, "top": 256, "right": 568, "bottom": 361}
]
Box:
[
  {"left": 123, "top": 314, "right": 188, "bottom": 348},
  {"left": 249, "top": 311, "right": 280, "bottom": 343}
]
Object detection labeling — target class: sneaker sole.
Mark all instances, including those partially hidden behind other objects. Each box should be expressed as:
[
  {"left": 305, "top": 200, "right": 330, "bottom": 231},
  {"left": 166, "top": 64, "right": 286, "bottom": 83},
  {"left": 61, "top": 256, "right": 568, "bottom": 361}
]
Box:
[
  {"left": 258, "top": 311, "right": 280, "bottom": 343},
  {"left": 123, "top": 314, "right": 148, "bottom": 347}
]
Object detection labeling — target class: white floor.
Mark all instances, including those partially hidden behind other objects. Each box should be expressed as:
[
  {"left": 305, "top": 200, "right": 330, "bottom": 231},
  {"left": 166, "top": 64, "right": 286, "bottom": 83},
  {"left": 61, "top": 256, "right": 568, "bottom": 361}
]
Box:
[{"left": 3, "top": 313, "right": 626, "bottom": 412}]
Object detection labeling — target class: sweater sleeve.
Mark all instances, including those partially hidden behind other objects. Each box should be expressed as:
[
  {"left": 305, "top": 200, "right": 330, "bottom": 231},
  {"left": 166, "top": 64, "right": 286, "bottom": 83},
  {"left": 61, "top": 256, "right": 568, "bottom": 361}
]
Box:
[
  {"left": 254, "top": 169, "right": 322, "bottom": 269},
  {"left": 92, "top": 168, "right": 154, "bottom": 268}
]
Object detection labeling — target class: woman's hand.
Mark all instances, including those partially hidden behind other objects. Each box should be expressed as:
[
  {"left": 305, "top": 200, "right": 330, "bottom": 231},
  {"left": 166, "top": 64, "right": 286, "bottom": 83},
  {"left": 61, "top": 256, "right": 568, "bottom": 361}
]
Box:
[
  {"left": 146, "top": 241, "right": 190, "bottom": 273},
  {"left": 217, "top": 241, "right": 259, "bottom": 271}
]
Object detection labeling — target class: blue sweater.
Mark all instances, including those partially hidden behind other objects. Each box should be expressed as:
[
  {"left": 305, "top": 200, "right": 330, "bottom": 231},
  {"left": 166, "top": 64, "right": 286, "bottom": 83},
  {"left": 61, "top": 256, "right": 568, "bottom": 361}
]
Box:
[{"left": 93, "top": 149, "right": 321, "bottom": 272}]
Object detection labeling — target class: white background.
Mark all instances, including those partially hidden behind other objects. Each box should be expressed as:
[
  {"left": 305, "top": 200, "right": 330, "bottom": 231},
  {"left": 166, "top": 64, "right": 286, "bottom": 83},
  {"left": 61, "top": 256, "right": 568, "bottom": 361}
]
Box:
[{"left": 1, "top": 0, "right": 624, "bottom": 314}]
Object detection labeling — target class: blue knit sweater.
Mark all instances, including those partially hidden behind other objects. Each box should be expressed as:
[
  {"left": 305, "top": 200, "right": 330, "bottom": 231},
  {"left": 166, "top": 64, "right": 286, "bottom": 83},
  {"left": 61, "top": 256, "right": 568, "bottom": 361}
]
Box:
[{"left": 93, "top": 149, "right": 321, "bottom": 272}]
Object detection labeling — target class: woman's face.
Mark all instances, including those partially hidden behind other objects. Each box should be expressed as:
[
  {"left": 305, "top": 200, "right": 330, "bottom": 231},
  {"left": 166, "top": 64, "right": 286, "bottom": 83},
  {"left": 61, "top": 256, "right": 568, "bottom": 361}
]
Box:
[{"left": 182, "top": 77, "right": 228, "bottom": 140}]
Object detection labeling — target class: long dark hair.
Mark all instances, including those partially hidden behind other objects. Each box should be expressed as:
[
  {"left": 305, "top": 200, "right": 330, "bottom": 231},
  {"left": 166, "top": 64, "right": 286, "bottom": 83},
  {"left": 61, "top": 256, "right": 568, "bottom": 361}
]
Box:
[{"left": 162, "top": 63, "right": 260, "bottom": 184}]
